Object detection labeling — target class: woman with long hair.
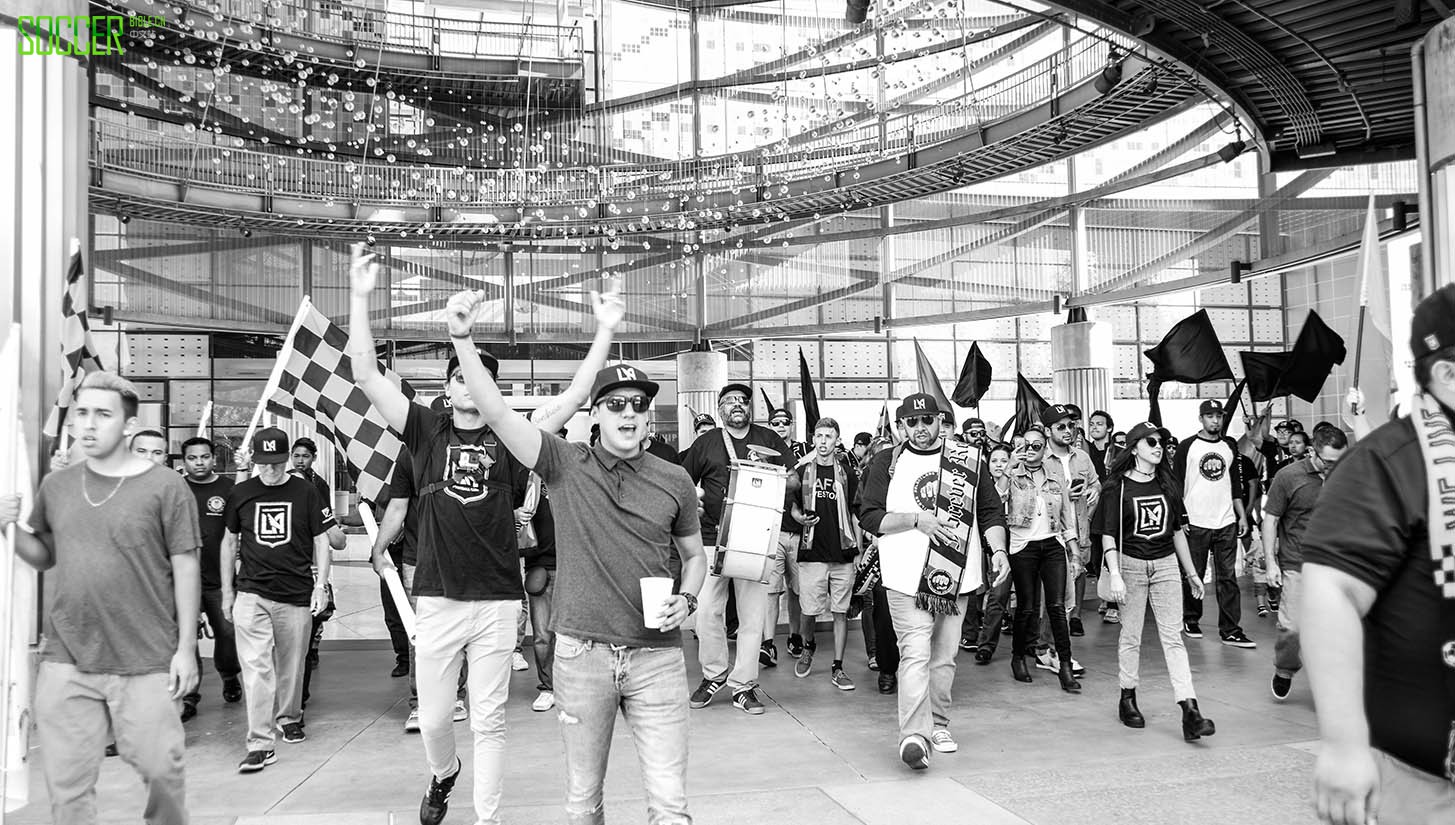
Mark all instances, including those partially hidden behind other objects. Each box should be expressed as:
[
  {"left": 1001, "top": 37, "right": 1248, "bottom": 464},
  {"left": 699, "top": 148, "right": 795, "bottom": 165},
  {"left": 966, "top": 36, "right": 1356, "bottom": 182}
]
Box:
[
  {"left": 1095, "top": 422, "right": 1217, "bottom": 741},
  {"left": 972, "top": 443, "right": 1014, "bottom": 665}
]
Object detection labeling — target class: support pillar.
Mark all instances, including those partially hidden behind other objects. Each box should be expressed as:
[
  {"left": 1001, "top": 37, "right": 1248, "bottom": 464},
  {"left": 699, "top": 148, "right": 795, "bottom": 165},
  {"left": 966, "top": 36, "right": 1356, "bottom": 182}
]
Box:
[
  {"left": 1051, "top": 320, "right": 1112, "bottom": 418},
  {"left": 677, "top": 349, "right": 726, "bottom": 448},
  {"left": 1416, "top": 16, "right": 1455, "bottom": 294}
]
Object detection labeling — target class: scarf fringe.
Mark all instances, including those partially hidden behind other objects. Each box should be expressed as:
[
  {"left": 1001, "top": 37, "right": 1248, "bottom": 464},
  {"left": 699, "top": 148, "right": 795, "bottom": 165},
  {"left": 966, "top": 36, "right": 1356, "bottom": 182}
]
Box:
[{"left": 916, "top": 593, "right": 960, "bottom": 615}]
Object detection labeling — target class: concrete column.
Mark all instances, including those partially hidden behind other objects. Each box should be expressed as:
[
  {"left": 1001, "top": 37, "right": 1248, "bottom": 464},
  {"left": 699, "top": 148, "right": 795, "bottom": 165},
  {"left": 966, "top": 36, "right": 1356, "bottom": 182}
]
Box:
[
  {"left": 1051, "top": 320, "right": 1112, "bottom": 415},
  {"left": 677, "top": 349, "right": 726, "bottom": 448},
  {"left": 1417, "top": 16, "right": 1455, "bottom": 293}
]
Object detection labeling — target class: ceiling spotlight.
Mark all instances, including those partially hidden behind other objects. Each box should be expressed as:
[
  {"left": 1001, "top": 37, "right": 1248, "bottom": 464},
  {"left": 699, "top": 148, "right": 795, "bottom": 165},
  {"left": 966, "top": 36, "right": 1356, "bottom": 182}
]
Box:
[
  {"left": 845, "top": 0, "right": 870, "bottom": 24},
  {"left": 238, "top": 223, "right": 252, "bottom": 238},
  {"left": 1217, "top": 139, "right": 1246, "bottom": 163},
  {"left": 365, "top": 234, "right": 377, "bottom": 247},
  {"left": 118, "top": 213, "right": 130, "bottom": 225},
  {"left": 1093, "top": 48, "right": 1124, "bottom": 96}
]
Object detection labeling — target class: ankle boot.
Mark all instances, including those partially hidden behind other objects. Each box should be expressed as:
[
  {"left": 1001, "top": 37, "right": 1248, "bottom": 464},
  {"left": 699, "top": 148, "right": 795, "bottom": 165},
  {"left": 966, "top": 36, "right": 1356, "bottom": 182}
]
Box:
[
  {"left": 1057, "top": 662, "right": 1081, "bottom": 693},
  {"left": 1118, "top": 689, "right": 1145, "bottom": 728},
  {"left": 1179, "top": 699, "right": 1216, "bottom": 741},
  {"left": 1010, "top": 656, "right": 1032, "bottom": 683}
]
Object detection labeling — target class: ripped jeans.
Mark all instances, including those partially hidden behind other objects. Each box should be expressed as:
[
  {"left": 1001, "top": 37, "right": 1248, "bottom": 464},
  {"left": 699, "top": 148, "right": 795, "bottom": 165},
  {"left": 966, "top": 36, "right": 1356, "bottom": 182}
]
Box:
[{"left": 553, "top": 633, "right": 692, "bottom": 825}]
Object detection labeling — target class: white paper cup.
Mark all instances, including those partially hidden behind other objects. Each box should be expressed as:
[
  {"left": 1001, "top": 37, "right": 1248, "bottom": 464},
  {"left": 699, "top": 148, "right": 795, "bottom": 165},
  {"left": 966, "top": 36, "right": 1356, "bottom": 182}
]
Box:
[{"left": 640, "top": 577, "right": 674, "bottom": 629}]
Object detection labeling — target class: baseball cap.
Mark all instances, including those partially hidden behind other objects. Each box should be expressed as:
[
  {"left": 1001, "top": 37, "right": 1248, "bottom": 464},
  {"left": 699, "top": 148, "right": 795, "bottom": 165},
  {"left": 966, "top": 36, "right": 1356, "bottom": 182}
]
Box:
[
  {"left": 1040, "top": 405, "right": 1074, "bottom": 427},
  {"left": 693, "top": 413, "right": 716, "bottom": 429},
  {"left": 895, "top": 392, "right": 941, "bottom": 420},
  {"left": 962, "top": 417, "right": 985, "bottom": 433},
  {"left": 589, "top": 363, "right": 660, "bottom": 406},
  {"left": 718, "top": 383, "right": 752, "bottom": 403},
  {"left": 1411, "top": 282, "right": 1455, "bottom": 359},
  {"left": 853, "top": 432, "right": 872, "bottom": 446},
  {"left": 1125, "top": 421, "right": 1172, "bottom": 446},
  {"left": 1198, "top": 399, "right": 1225, "bottom": 416},
  {"left": 445, "top": 348, "right": 500, "bottom": 380},
  {"left": 1273, "top": 420, "right": 1290, "bottom": 431},
  {"left": 768, "top": 408, "right": 793, "bottom": 423},
  {"left": 251, "top": 427, "right": 290, "bottom": 463}
]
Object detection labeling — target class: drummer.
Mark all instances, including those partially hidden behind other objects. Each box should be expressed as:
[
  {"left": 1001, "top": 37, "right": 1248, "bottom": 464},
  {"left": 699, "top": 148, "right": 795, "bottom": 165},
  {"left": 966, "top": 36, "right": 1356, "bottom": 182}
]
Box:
[{"left": 680, "top": 383, "right": 799, "bottom": 716}]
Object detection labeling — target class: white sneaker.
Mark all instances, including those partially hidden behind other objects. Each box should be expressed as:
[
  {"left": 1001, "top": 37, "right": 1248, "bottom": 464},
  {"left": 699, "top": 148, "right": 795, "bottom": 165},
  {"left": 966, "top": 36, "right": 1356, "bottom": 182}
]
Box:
[
  {"left": 404, "top": 709, "right": 421, "bottom": 733},
  {"left": 531, "top": 691, "right": 555, "bottom": 712},
  {"left": 1034, "top": 651, "right": 1058, "bottom": 672},
  {"left": 453, "top": 699, "right": 468, "bottom": 722},
  {"left": 511, "top": 652, "right": 529, "bottom": 672},
  {"left": 929, "top": 729, "right": 958, "bottom": 753}
]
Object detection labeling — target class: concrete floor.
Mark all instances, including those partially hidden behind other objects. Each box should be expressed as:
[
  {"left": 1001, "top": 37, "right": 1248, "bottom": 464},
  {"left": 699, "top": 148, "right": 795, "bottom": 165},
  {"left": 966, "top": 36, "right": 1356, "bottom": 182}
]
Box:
[{"left": 10, "top": 593, "right": 1325, "bottom": 825}]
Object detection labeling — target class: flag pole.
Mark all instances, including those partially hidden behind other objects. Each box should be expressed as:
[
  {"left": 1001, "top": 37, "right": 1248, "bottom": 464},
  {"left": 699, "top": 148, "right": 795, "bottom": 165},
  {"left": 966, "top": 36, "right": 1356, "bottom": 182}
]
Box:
[
  {"left": 1352, "top": 304, "right": 1367, "bottom": 387},
  {"left": 197, "top": 401, "right": 213, "bottom": 439},
  {"left": 358, "top": 505, "right": 414, "bottom": 639},
  {"left": 243, "top": 296, "right": 315, "bottom": 450}
]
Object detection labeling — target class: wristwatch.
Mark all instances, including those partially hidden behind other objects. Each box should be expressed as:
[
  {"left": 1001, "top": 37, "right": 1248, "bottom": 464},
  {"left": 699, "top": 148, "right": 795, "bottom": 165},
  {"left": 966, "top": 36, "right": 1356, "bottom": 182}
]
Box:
[{"left": 681, "top": 592, "right": 698, "bottom": 615}]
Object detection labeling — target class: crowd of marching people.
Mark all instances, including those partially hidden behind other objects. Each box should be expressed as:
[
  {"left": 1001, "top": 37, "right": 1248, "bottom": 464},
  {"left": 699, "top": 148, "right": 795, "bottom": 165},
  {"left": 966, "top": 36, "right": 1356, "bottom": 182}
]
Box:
[{"left": 1, "top": 248, "right": 1452, "bottom": 825}]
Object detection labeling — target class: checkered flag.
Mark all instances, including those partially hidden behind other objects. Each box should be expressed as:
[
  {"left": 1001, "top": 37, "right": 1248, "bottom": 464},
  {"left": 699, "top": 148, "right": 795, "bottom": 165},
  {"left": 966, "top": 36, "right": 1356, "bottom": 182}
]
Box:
[
  {"left": 263, "top": 297, "right": 414, "bottom": 503},
  {"left": 43, "top": 241, "right": 109, "bottom": 438}
]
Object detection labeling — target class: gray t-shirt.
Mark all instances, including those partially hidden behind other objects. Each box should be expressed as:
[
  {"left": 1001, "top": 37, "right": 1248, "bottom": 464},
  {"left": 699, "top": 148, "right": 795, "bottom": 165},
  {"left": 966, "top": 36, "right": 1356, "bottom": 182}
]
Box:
[
  {"left": 534, "top": 432, "right": 700, "bottom": 647},
  {"left": 28, "top": 463, "right": 200, "bottom": 675}
]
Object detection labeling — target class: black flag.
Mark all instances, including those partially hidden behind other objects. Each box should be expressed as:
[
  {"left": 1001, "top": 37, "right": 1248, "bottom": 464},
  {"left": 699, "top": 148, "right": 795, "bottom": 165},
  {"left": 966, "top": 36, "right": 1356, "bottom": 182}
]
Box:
[
  {"left": 1240, "top": 351, "right": 1294, "bottom": 402},
  {"left": 760, "top": 387, "right": 778, "bottom": 420},
  {"left": 1280, "top": 310, "right": 1347, "bottom": 402},
  {"left": 952, "top": 342, "right": 993, "bottom": 408},
  {"left": 1144, "top": 309, "right": 1234, "bottom": 426},
  {"left": 1222, "top": 378, "right": 1248, "bottom": 419},
  {"left": 797, "top": 348, "right": 821, "bottom": 431},
  {"left": 998, "top": 373, "right": 1049, "bottom": 442}
]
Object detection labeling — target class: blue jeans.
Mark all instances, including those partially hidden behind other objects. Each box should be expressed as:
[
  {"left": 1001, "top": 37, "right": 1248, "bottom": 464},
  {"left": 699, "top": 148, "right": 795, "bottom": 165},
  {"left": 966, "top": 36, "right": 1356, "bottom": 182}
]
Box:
[
  {"left": 1118, "top": 554, "right": 1196, "bottom": 702},
  {"left": 885, "top": 590, "right": 968, "bottom": 744},
  {"left": 1183, "top": 523, "right": 1243, "bottom": 636},
  {"left": 554, "top": 633, "right": 692, "bottom": 825}
]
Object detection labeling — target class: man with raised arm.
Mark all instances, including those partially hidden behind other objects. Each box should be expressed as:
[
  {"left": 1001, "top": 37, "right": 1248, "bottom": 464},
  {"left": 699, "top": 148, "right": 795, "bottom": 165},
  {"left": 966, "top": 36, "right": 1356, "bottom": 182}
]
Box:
[
  {"left": 443, "top": 286, "right": 706, "bottom": 824},
  {"left": 346, "top": 243, "right": 622, "bottom": 825}
]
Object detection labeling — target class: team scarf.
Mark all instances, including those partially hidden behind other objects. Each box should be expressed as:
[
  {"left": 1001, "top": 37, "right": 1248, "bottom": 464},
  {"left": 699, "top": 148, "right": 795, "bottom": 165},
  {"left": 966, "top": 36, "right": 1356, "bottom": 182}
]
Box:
[
  {"left": 915, "top": 438, "right": 981, "bottom": 615},
  {"left": 1410, "top": 392, "right": 1455, "bottom": 782},
  {"left": 798, "top": 454, "right": 857, "bottom": 561}
]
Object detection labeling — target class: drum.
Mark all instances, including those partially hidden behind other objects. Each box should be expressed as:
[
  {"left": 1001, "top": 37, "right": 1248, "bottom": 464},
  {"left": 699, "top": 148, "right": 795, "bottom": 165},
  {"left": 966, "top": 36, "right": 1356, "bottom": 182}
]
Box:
[{"left": 713, "top": 459, "right": 787, "bottom": 583}]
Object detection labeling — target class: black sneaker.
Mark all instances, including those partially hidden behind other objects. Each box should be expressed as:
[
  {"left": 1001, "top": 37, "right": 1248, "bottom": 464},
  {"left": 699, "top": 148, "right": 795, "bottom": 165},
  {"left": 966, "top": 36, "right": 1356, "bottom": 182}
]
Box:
[
  {"left": 237, "top": 750, "right": 276, "bottom": 773},
  {"left": 732, "top": 688, "right": 765, "bottom": 715},
  {"left": 391, "top": 658, "right": 410, "bottom": 678},
  {"left": 1271, "top": 673, "right": 1293, "bottom": 701},
  {"left": 420, "top": 757, "right": 461, "bottom": 825},
  {"left": 1183, "top": 621, "right": 1203, "bottom": 639},
  {"left": 1069, "top": 617, "right": 1085, "bottom": 637},
  {"left": 959, "top": 637, "right": 978, "bottom": 651},
  {"left": 786, "top": 634, "right": 804, "bottom": 657},
  {"left": 281, "top": 722, "right": 306, "bottom": 744},
  {"left": 223, "top": 677, "right": 243, "bottom": 703},
  {"left": 759, "top": 640, "right": 778, "bottom": 668},
  {"left": 180, "top": 700, "right": 198, "bottom": 723},
  {"left": 877, "top": 672, "right": 897, "bottom": 694},
  {"left": 689, "top": 678, "right": 726, "bottom": 709},
  {"left": 898, "top": 735, "right": 930, "bottom": 770},
  {"left": 1221, "top": 630, "right": 1256, "bottom": 649}
]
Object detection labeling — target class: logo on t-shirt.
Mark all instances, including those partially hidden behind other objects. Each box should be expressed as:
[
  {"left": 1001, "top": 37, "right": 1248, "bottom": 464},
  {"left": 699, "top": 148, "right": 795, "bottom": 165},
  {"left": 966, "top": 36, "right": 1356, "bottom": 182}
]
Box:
[
  {"left": 814, "top": 477, "right": 837, "bottom": 501},
  {"left": 1132, "top": 495, "right": 1168, "bottom": 539},
  {"left": 206, "top": 495, "right": 226, "bottom": 516},
  {"left": 254, "top": 502, "right": 293, "bottom": 548},
  {"left": 744, "top": 444, "right": 781, "bottom": 462},
  {"left": 912, "top": 471, "right": 938, "bottom": 511},
  {"left": 444, "top": 443, "right": 496, "bottom": 504},
  {"left": 1198, "top": 452, "right": 1227, "bottom": 482}
]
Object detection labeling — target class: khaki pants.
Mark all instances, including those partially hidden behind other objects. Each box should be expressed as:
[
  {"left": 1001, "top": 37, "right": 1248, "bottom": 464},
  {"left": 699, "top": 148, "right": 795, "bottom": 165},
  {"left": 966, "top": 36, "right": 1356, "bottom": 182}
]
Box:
[
  {"left": 232, "top": 591, "right": 312, "bottom": 751},
  {"left": 35, "top": 662, "right": 187, "bottom": 825},
  {"left": 1373, "top": 749, "right": 1455, "bottom": 825}
]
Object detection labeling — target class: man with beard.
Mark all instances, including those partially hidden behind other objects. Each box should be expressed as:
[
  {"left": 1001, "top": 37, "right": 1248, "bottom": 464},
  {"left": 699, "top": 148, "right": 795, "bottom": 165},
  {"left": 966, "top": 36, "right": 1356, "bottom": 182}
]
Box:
[
  {"left": 681, "top": 384, "right": 798, "bottom": 715},
  {"left": 768, "top": 407, "right": 808, "bottom": 461},
  {"left": 858, "top": 393, "right": 1009, "bottom": 770},
  {"left": 1172, "top": 400, "right": 1252, "bottom": 648},
  {"left": 1041, "top": 405, "right": 1099, "bottom": 644}
]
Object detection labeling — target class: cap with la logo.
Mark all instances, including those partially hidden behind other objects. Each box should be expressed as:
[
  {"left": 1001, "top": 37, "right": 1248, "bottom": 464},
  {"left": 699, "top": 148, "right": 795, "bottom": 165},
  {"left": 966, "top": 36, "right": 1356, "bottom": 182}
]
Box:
[
  {"left": 896, "top": 392, "right": 943, "bottom": 420},
  {"left": 590, "top": 363, "right": 661, "bottom": 406},
  {"left": 251, "top": 427, "right": 291, "bottom": 464}
]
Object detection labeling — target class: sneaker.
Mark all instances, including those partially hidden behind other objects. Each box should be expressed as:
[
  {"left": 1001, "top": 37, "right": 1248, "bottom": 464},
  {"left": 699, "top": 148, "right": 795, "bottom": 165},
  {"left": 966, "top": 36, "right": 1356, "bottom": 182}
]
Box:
[
  {"left": 877, "top": 672, "right": 897, "bottom": 694},
  {"left": 180, "top": 701, "right": 198, "bottom": 723},
  {"left": 689, "top": 678, "right": 727, "bottom": 709},
  {"left": 1183, "top": 621, "right": 1203, "bottom": 639},
  {"left": 1271, "top": 674, "right": 1293, "bottom": 701},
  {"left": 237, "top": 749, "right": 277, "bottom": 773},
  {"left": 1000, "top": 616, "right": 1013, "bottom": 635},
  {"left": 794, "top": 647, "right": 813, "bottom": 679},
  {"left": 1097, "top": 601, "right": 1108, "bottom": 615},
  {"left": 732, "top": 688, "right": 765, "bottom": 715},
  {"left": 404, "top": 709, "right": 421, "bottom": 733},
  {"left": 223, "top": 677, "right": 243, "bottom": 703},
  {"left": 453, "top": 699, "right": 468, "bottom": 721},
  {"left": 532, "top": 690, "right": 555, "bottom": 712},
  {"left": 1069, "top": 617, "right": 1085, "bottom": 637},
  {"left": 899, "top": 735, "right": 930, "bottom": 770},
  {"left": 759, "top": 640, "right": 778, "bottom": 669},
  {"left": 1069, "top": 658, "right": 1085, "bottom": 677},
  {"left": 867, "top": 655, "right": 879, "bottom": 671},
  {"left": 105, "top": 742, "right": 119, "bottom": 758},
  {"left": 419, "top": 757, "right": 461, "bottom": 825},
  {"left": 1221, "top": 630, "right": 1257, "bottom": 649},
  {"left": 281, "top": 722, "right": 306, "bottom": 744},
  {"left": 391, "top": 658, "right": 410, "bottom": 678},
  {"left": 830, "top": 667, "right": 855, "bottom": 691},
  {"left": 1268, "top": 597, "right": 1281, "bottom": 612},
  {"left": 1103, "top": 608, "right": 1120, "bottom": 624},
  {"left": 511, "top": 651, "right": 529, "bottom": 672},
  {"left": 959, "top": 637, "right": 978, "bottom": 651},
  {"left": 786, "top": 634, "right": 804, "bottom": 657},
  {"left": 929, "top": 729, "right": 958, "bottom": 753},
  {"left": 1257, "top": 603, "right": 1270, "bottom": 617},
  {"left": 1034, "top": 650, "right": 1057, "bottom": 672}
]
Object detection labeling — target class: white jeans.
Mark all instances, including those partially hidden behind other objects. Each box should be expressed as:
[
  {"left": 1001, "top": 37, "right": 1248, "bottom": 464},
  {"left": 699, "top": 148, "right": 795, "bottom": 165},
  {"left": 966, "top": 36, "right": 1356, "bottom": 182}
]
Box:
[{"left": 414, "top": 596, "right": 519, "bottom": 824}]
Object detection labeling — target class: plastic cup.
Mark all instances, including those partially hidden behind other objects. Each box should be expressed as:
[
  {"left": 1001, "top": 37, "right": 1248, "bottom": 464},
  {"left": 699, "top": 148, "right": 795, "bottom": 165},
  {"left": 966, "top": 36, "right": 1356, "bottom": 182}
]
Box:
[{"left": 640, "top": 577, "right": 674, "bottom": 629}]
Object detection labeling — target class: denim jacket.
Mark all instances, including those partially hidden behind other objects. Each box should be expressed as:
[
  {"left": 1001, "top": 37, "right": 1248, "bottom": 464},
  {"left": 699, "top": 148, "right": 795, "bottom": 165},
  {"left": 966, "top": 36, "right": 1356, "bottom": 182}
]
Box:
[{"left": 1004, "top": 462, "right": 1079, "bottom": 545}]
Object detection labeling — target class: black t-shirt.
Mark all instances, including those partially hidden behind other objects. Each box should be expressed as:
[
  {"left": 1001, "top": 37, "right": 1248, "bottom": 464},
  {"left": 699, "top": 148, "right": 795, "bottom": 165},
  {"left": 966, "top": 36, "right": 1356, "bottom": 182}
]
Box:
[
  {"left": 1092, "top": 476, "right": 1187, "bottom": 560},
  {"left": 1301, "top": 413, "right": 1455, "bottom": 778},
  {"left": 402, "top": 404, "right": 527, "bottom": 601},
  {"left": 1236, "top": 454, "right": 1260, "bottom": 502},
  {"left": 1086, "top": 441, "right": 1108, "bottom": 480},
  {"left": 187, "top": 475, "right": 234, "bottom": 590},
  {"left": 644, "top": 437, "right": 679, "bottom": 465},
  {"left": 293, "top": 468, "right": 332, "bottom": 511},
  {"left": 798, "top": 461, "right": 857, "bottom": 564},
  {"left": 680, "top": 425, "right": 794, "bottom": 542},
  {"left": 225, "top": 475, "right": 334, "bottom": 606},
  {"left": 1260, "top": 439, "right": 1291, "bottom": 484},
  {"left": 386, "top": 452, "right": 420, "bottom": 567}
]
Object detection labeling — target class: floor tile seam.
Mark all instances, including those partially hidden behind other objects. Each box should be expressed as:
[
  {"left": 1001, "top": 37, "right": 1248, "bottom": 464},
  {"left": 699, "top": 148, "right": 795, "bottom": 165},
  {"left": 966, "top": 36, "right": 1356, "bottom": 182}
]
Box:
[
  {"left": 759, "top": 685, "right": 873, "bottom": 783},
  {"left": 261, "top": 695, "right": 409, "bottom": 815}
]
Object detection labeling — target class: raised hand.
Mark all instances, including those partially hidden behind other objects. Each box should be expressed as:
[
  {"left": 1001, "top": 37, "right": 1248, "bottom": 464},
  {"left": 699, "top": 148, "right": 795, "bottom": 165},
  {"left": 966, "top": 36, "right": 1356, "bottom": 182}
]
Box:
[
  {"left": 350, "top": 242, "right": 380, "bottom": 296},
  {"left": 445, "top": 289, "right": 486, "bottom": 339},
  {"left": 590, "top": 276, "right": 626, "bottom": 331}
]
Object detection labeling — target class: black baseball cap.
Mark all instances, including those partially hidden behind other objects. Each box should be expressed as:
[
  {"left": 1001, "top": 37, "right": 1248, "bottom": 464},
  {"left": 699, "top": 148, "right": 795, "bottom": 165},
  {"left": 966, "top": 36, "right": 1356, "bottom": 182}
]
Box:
[
  {"left": 445, "top": 348, "right": 500, "bottom": 380},
  {"left": 1198, "top": 399, "right": 1225, "bottom": 416},
  {"left": 590, "top": 363, "right": 659, "bottom": 406},
  {"left": 962, "top": 417, "right": 985, "bottom": 432},
  {"left": 1125, "top": 421, "right": 1172, "bottom": 446},
  {"left": 1412, "top": 283, "right": 1455, "bottom": 359},
  {"left": 1273, "top": 420, "right": 1290, "bottom": 432},
  {"left": 718, "top": 383, "right": 752, "bottom": 403},
  {"left": 251, "top": 427, "right": 290, "bottom": 463},
  {"left": 853, "top": 432, "right": 872, "bottom": 446},
  {"left": 1041, "top": 405, "right": 1074, "bottom": 427},
  {"left": 896, "top": 392, "right": 942, "bottom": 419},
  {"left": 693, "top": 413, "right": 716, "bottom": 429},
  {"left": 768, "top": 408, "right": 793, "bottom": 423}
]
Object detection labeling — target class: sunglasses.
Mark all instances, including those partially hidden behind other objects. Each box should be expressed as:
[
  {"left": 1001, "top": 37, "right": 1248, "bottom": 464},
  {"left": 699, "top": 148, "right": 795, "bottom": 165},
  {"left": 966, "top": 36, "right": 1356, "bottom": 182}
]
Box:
[
  {"left": 1142, "top": 436, "right": 1163, "bottom": 448},
  {"left": 1024, "top": 441, "right": 1045, "bottom": 450},
  {"left": 1050, "top": 422, "right": 1072, "bottom": 430},
  {"left": 769, "top": 419, "right": 791, "bottom": 427},
  {"left": 903, "top": 415, "right": 937, "bottom": 428},
  {"left": 599, "top": 395, "right": 650, "bottom": 413}
]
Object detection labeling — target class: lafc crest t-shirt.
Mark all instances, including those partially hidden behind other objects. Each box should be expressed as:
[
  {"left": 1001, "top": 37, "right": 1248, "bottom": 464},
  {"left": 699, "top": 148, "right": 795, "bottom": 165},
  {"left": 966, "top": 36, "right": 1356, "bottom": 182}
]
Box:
[
  {"left": 224, "top": 475, "right": 333, "bottom": 606},
  {"left": 1092, "top": 477, "right": 1186, "bottom": 560},
  {"left": 188, "top": 475, "right": 234, "bottom": 589},
  {"left": 403, "top": 404, "right": 528, "bottom": 601}
]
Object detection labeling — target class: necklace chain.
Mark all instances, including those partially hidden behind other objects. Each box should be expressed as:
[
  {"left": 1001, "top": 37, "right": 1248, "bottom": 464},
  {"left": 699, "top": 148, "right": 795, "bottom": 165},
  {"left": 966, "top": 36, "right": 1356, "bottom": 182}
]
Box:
[{"left": 82, "top": 470, "right": 128, "bottom": 507}]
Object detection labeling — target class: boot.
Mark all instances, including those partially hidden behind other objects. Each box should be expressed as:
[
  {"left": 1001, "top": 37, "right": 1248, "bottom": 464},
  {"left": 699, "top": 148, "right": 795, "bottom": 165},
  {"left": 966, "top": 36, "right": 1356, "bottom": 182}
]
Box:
[
  {"left": 1118, "top": 689, "right": 1145, "bottom": 728},
  {"left": 1057, "top": 662, "right": 1081, "bottom": 693},
  {"left": 1179, "top": 699, "right": 1216, "bottom": 741},
  {"left": 1010, "top": 656, "right": 1032, "bottom": 683}
]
